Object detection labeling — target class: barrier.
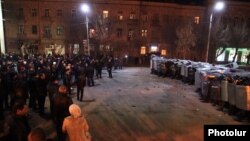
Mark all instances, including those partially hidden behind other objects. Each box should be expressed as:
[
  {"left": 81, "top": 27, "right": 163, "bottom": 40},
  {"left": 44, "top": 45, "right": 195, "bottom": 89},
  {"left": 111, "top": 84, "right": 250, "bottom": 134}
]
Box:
[
  {"left": 228, "top": 83, "right": 236, "bottom": 106},
  {"left": 221, "top": 80, "right": 228, "bottom": 102},
  {"left": 235, "top": 85, "right": 250, "bottom": 111}
]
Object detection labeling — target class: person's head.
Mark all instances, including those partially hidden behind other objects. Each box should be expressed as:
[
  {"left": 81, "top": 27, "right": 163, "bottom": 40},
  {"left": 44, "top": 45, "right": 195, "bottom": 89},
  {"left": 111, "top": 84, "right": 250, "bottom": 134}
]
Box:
[
  {"left": 12, "top": 100, "right": 29, "bottom": 116},
  {"left": 58, "top": 85, "right": 67, "bottom": 94},
  {"left": 69, "top": 104, "right": 82, "bottom": 118},
  {"left": 28, "top": 128, "right": 46, "bottom": 141}
]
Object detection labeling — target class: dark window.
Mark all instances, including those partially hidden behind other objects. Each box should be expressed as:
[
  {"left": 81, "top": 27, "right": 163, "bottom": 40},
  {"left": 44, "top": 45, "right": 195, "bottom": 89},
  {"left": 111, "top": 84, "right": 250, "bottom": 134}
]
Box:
[
  {"left": 18, "top": 8, "right": 24, "bottom": 17},
  {"left": 45, "top": 9, "right": 49, "bottom": 17},
  {"left": 32, "top": 9, "right": 37, "bottom": 17},
  {"left": 128, "top": 29, "right": 134, "bottom": 40},
  {"left": 19, "top": 25, "right": 24, "bottom": 34},
  {"left": 57, "top": 9, "right": 62, "bottom": 16},
  {"left": 151, "top": 14, "right": 159, "bottom": 26},
  {"left": 117, "top": 28, "right": 122, "bottom": 37},
  {"left": 142, "top": 14, "right": 148, "bottom": 24},
  {"left": 71, "top": 9, "right": 77, "bottom": 17},
  {"left": 32, "top": 25, "right": 37, "bottom": 34},
  {"left": 44, "top": 26, "right": 51, "bottom": 38}
]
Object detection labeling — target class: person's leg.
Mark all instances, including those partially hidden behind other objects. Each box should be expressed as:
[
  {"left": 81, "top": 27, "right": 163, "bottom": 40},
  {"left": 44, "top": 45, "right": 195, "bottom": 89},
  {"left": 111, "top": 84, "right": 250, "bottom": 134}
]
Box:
[
  {"left": 77, "top": 87, "right": 80, "bottom": 100},
  {"left": 80, "top": 88, "right": 83, "bottom": 101}
]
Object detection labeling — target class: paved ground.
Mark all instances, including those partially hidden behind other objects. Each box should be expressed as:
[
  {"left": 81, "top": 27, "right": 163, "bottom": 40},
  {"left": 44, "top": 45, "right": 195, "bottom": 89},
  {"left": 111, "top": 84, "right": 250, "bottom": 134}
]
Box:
[{"left": 28, "top": 67, "right": 247, "bottom": 141}]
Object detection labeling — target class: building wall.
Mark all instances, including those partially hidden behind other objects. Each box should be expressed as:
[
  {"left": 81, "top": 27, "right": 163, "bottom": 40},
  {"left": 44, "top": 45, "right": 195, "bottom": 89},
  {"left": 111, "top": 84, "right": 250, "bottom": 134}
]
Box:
[{"left": 2, "top": 0, "right": 249, "bottom": 60}]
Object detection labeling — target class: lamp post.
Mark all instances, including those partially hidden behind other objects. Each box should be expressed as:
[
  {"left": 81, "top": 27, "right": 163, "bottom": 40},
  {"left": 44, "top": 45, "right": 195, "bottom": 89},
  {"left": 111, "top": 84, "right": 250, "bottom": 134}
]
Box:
[
  {"left": 81, "top": 4, "right": 90, "bottom": 56},
  {"left": 0, "top": 1, "right": 6, "bottom": 54},
  {"left": 205, "top": 1, "right": 224, "bottom": 62}
]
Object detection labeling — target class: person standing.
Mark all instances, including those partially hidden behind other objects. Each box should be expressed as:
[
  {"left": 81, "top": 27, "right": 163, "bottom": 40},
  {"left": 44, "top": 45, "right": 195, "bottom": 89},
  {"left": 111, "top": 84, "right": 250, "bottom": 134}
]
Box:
[
  {"left": 53, "top": 85, "right": 73, "bottom": 141},
  {"left": 76, "top": 72, "right": 86, "bottom": 101},
  {"left": 86, "top": 63, "right": 95, "bottom": 87},
  {"left": 62, "top": 104, "right": 91, "bottom": 141},
  {"left": 47, "top": 77, "right": 59, "bottom": 116},
  {"left": 63, "top": 67, "right": 73, "bottom": 95},
  {"left": 6, "top": 100, "right": 31, "bottom": 141},
  {"left": 94, "top": 59, "right": 103, "bottom": 79},
  {"left": 36, "top": 73, "right": 48, "bottom": 116},
  {"left": 107, "top": 57, "right": 113, "bottom": 78}
]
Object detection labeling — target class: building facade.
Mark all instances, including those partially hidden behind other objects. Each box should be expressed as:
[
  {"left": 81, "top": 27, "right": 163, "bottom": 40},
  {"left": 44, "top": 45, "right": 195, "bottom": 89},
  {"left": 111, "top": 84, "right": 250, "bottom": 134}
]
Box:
[{"left": 2, "top": 0, "right": 250, "bottom": 62}]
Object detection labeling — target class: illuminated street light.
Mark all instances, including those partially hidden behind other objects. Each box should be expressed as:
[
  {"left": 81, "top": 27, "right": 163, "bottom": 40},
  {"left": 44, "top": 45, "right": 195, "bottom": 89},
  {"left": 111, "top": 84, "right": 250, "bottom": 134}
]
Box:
[
  {"left": 0, "top": 1, "right": 6, "bottom": 54},
  {"left": 81, "top": 4, "right": 90, "bottom": 56},
  {"left": 205, "top": 1, "right": 225, "bottom": 62}
]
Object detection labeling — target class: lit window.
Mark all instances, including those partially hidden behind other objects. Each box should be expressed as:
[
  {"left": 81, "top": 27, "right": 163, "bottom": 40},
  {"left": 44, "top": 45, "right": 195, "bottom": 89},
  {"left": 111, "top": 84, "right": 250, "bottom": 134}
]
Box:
[
  {"left": 118, "top": 11, "right": 123, "bottom": 20},
  {"left": 140, "top": 46, "right": 146, "bottom": 55},
  {"left": 194, "top": 16, "right": 200, "bottom": 24},
  {"left": 129, "top": 12, "right": 136, "bottom": 19},
  {"left": 103, "top": 10, "right": 109, "bottom": 19},
  {"left": 161, "top": 49, "right": 167, "bottom": 56},
  {"left": 150, "top": 46, "right": 158, "bottom": 52},
  {"left": 119, "top": 15, "right": 123, "bottom": 20},
  {"left": 142, "top": 29, "right": 147, "bottom": 37},
  {"left": 32, "top": 9, "right": 37, "bottom": 17},
  {"left": 106, "top": 45, "right": 110, "bottom": 50},
  {"left": 45, "top": 9, "right": 49, "bottom": 17},
  {"left": 90, "top": 29, "right": 95, "bottom": 38},
  {"left": 71, "top": 9, "right": 77, "bottom": 17}
]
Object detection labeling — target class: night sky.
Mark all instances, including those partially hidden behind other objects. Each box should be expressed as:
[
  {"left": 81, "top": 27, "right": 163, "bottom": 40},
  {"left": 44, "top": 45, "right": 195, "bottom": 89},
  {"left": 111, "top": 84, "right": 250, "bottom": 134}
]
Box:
[
  {"left": 142, "top": 0, "right": 206, "bottom": 5},
  {"left": 142, "top": 0, "right": 250, "bottom": 5}
]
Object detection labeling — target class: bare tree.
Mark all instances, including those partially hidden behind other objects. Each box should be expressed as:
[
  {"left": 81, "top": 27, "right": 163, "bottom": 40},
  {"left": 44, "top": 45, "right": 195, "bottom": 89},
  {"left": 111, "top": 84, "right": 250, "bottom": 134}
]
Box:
[
  {"left": 212, "top": 16, "right": 231, "bottom": 58},
  {"left": 212, "top": 17, "right": 250, "bottom": 62},
  {"left": 175, "top": 22, "right": 197, "bottom": 59},
  {"left": 228, "top": 19, "right": 250, "bottom": 62}
]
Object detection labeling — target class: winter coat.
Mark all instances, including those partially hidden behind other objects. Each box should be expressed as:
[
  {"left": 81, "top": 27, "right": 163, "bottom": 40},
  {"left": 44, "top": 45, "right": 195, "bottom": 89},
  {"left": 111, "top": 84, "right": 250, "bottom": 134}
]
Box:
[
  {"left": 62, "top": 116, "right": 91, "bottom": 141},
  {"left": 6, "top": 114, "right": 31, "bottom": 141}
]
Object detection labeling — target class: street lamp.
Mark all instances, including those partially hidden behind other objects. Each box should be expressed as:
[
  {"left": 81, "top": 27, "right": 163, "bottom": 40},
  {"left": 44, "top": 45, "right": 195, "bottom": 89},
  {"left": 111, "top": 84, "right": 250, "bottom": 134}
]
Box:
[
  {"left": 81, "top": 4, "right": 90, "bottom": 56},
  {"left": 205, "top": 1, "right": 225, "bottom": 62}
]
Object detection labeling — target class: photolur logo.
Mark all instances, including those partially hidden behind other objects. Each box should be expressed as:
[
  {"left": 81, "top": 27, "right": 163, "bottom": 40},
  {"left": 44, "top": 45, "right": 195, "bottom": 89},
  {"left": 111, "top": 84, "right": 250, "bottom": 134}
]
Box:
[
  {"left": 208, "top": 129, "right": 247, "bottom": 136},
  {"left": 204, "top": 125, "right": 250, "bottom": 141}
]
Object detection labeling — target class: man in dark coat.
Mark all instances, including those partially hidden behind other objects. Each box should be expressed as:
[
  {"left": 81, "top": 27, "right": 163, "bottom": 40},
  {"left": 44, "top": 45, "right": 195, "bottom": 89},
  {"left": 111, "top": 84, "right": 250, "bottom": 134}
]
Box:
[
  {"left": 47, "top": 76, "right": 59, "bottom": 116},
  {"left": 6, "top": 100, "right": 31, "bottom": 141},
  {"left": 76, "top": 72, "right": 86, "bottom": 101},
  {"left": 86, "top": 63, "right": 95, "bottom": 86},
  {"left": 36, "top": 73, "right": 48, "bottom": 116},
  {"left": 107, "top": 57, "right": 113, "bottom": 78},
  {"left": 94, "top": 59, "right": 103, "bottom": 79},
  {"left": 53, "top": 85, "right": 73, "bottom": 141}
]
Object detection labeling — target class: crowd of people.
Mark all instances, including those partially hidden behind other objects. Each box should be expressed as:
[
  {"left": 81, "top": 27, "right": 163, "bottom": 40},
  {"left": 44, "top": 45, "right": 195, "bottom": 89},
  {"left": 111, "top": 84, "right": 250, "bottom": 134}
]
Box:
[{"left": 0, "top": 53, "right": 123, "bottom": 141}]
